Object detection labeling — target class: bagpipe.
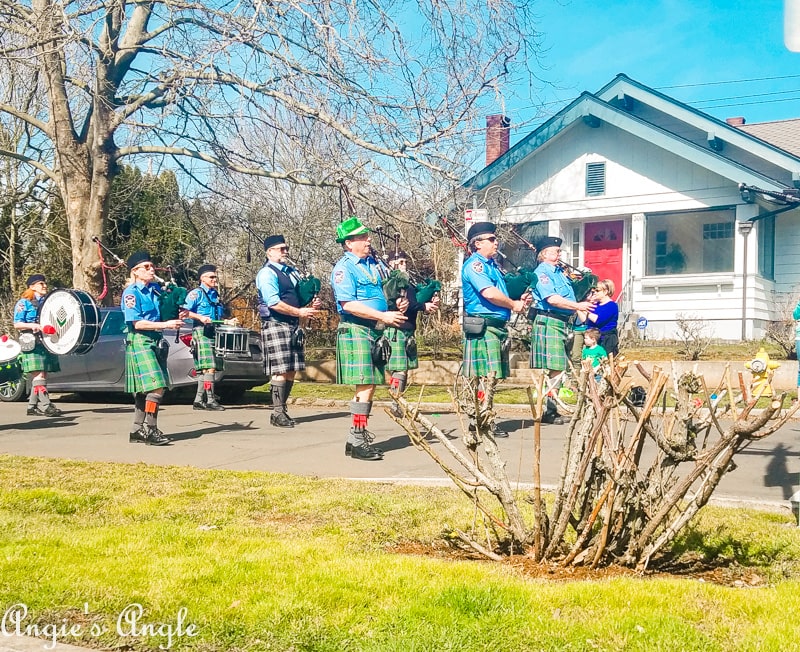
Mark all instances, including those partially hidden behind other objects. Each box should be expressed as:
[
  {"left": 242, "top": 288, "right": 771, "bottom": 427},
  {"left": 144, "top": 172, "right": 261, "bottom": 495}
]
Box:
[
  {"left": 424, "top": 212, "right": 533, "bottom": 300},
  {"left": 93, "top": 237, "right": 189, "bottom": 341},
  {"left": 285, "top": 255, "right": 321, "bottom": 307},
  {"left": 339, "top": 180, "right": 441, "bottom": 309},
  {"left": 374, "top": 225, "right": 442, "bottom": 309},
  {"left": 502, "top": 226, "right": 598, "bottom": 302},
  {"left": 240, "top": 223, "right": 321, "bottom": 308}
]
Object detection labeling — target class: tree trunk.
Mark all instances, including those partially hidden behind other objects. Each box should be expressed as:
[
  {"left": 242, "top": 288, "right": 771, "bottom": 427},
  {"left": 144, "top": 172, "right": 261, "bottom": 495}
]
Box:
[{"left": 61, "top": 168, "right": 110, "bottom": 296}]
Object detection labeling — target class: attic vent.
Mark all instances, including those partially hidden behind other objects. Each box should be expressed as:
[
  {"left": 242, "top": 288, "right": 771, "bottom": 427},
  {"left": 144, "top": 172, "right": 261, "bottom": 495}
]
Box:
[{"left": 586, "top": 162, "right": 606, "bottom": 196}]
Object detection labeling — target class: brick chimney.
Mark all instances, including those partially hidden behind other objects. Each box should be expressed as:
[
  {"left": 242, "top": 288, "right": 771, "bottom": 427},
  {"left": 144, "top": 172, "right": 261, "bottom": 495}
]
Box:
[
  {"left": 726, "top": 117, "right": 746, "bottom": 127},
  {"left": 485, "top": 114, "right": 511, "bottom": 166}
]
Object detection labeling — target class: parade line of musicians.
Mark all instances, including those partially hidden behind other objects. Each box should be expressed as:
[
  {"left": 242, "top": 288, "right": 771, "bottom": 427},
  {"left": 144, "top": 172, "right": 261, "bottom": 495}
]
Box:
[{"left": 12, "top": 219, "right": 618, "bottom": 460}]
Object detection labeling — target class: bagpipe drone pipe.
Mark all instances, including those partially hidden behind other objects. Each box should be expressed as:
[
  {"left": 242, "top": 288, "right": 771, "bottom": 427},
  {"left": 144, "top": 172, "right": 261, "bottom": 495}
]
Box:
[
  {"left": 92, "top": 237, "right": 189, "bottom": 337},
  {"left": 502, "top": 225, "right": 597, "bottom": 301}
]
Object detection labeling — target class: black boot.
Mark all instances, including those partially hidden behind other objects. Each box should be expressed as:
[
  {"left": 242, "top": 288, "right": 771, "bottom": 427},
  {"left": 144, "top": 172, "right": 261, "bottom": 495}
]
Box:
[{"left": 541, "top": 397, "right": 565, "bottom": 425}]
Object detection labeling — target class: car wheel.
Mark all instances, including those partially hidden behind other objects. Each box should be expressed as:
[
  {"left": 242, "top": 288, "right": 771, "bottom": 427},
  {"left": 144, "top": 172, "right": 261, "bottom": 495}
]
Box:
[{"left": 0, "top": 378, "right": 27, "bottom": 402}]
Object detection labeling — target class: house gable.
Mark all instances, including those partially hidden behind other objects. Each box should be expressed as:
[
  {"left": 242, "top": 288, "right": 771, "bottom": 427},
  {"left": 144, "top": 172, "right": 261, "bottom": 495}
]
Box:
[{"left": 466, "top": 75, "right": 800, "bottom": 195}]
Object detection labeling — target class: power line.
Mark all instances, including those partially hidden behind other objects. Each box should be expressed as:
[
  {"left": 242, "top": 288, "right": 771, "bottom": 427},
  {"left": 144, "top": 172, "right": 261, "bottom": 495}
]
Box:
[{"left": 656, "top": 74, "right": 800, "bottom": 90}]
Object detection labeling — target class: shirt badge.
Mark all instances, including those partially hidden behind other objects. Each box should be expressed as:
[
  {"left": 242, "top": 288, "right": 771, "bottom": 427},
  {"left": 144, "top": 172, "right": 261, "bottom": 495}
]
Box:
[
  {"left": 187, "top": 289, "right": 199, "bottom": 301},
  {"left": 334, "top": 270, "right": 345, "bottom": 284},
  {"left": 471, "top": 261, "right": 484, "bottom": 274},
  {"left": 124, "top": 294, "right": 136, "bottom": 309},
  {"left": 539, "top": 274, "right": 551, "bottom": 285},
  {"left": 15, "top": 300, "right": 26, "bottom": 312}
]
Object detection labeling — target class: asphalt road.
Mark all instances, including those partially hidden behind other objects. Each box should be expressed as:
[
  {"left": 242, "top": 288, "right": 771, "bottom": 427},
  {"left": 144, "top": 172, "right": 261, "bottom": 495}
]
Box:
[{"left": 0, "top": 394, "right": 799, "bottom": 511}]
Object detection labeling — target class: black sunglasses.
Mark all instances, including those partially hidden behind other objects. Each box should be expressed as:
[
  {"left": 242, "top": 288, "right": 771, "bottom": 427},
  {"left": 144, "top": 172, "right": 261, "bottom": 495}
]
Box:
[{"left": 477, "top": 236, "right": 498, "bottom": 243}]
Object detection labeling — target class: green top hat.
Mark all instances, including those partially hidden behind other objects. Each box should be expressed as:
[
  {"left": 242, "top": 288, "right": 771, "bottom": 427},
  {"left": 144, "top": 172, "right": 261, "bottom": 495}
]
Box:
[{"left": 336, "top": 216, "right": 370, "bottom": 243}]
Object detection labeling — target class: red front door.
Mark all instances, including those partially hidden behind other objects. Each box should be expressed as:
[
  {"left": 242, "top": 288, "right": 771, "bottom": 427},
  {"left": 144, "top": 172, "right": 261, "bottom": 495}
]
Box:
[{"left": 583, "top": 220, "right": 624, "bottom": 300}]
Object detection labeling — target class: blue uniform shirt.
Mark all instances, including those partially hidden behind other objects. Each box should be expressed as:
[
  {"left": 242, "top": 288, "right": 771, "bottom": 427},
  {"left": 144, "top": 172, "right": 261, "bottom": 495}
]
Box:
[
  {"left": 331, "top": 252, "right": 387, "bottom": 314},
  {"left": 461, "top": 252, "right": 511, "bottom": 321},
  {"left": 122, "top": 282, "right": 161, "bottom": 324},
  {"left": 256, "top": 262, "right": 299, "bottom": 308},
  {"left": 13, "top": 297, "right": 39, "bottom": 324},
  {"left": 183, "top": 284, "right": 224, "bottom": 322},
  {"left": 533, "top": 261, "right": 575, "bottom": 315}
]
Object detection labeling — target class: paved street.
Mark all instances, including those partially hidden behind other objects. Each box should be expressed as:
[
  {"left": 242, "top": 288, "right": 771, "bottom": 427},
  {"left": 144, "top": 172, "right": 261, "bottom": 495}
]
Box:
[{"left": 0, "top": 394, "right": 799, "bottom": 510}]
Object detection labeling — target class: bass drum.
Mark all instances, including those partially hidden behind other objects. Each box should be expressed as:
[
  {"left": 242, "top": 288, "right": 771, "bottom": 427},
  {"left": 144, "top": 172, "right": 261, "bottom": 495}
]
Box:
[{"left": 37, "top": 289, "right": 101, "bottom": 355}]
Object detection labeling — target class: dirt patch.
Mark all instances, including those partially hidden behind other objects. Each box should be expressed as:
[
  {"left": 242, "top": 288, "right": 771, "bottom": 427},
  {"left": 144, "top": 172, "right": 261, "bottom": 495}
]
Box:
[{"left": 391, "top": 541, "right": 770, "bottom": 587}]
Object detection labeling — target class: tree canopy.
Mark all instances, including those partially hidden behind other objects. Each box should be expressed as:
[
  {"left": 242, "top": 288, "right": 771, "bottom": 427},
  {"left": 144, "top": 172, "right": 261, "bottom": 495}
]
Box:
[{"left": 0, "top": 0, "right": 537, "bottom": 293}]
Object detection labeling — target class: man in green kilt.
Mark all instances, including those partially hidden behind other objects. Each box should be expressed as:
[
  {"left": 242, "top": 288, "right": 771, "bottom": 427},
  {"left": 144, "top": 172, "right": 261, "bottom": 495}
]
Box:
[
  {"left": 530, "top": 236, "right": 595, "bottom": 424},
  {"left": 121, "top": 250, "right": 187, "bottom": 446},
  {"left": 331, "top": 217, "right": 408, "bottom": 461},
  {"left": 13, "top": 274, "right": 62, "bottom": 417},
  {"left": 461, "top": 222, "right": 529, "bottom": 437},
  {"left": 384, "top": 250, "right": 439, "bottom": 417},
  {"left": 182, "top": 263, "right": 236, "bottom": 411}
]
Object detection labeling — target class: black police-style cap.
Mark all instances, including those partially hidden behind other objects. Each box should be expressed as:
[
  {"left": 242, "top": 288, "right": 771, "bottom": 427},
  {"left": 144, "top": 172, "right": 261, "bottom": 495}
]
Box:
[
  {"left": 25, "top": 274, "right": 46, "bottom": 287},
  {"left": 197, "top": 264, "right": 217, "bottom": 279},
  {"left": 263, "top": 234, "right": 286, "bottom": 250},
  {"left": 466, "top": 221, "right": 496, "bottom": 242},
  {"left": 536, "top": 236, "right": 563, "bottom": 251},
  {"left": 126, "top": 250, "right": 152, "bottom": 271}
]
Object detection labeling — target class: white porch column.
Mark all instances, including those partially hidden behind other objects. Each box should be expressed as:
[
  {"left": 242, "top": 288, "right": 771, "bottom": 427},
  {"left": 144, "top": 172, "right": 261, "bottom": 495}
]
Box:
[{"left": 736, "top": 203, "right": 759, "bottom": 340}]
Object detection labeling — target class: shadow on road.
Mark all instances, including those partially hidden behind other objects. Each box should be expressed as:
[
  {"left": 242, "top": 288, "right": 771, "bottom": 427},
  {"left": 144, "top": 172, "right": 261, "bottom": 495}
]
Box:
[
  {"left": 169, "top": 421, "right": 261, "bottom": 442},
  {"left": 291, "top": 411, "right": 349, "bottom": 424}
]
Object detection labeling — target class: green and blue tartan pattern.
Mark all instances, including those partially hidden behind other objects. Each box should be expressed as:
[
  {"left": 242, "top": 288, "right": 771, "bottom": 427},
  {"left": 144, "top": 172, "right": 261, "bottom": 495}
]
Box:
[
  {"left": 385, "top": 327, "right": 418, "bottom": 372},
  {"left": 191, "top": 328, "right": 222, "bottom": 371},
  {"left": 530, "top": 314, "right": 569, "bottom": 372},
  {"left": 125, "top": 331, "right": 169, "bottom": 394},
  {"left": 462, "top": 325, "right": 509, "bottom": 379},
  {"left": 336, "top": 323, "right": 386, "bottom": 386},
  {"left": 19, "top": 343, "right": 60, "bottom": 373}
]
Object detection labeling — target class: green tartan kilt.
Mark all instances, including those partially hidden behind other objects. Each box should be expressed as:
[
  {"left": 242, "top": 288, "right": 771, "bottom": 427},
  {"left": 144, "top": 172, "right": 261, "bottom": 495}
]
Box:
[
  {"left": 462, "top": 325, "right": 509, "bottom": 379},
  {"left": 336, "top": 323, "right": 386, "bottom": 386},
  {"left": 192, "top": 328, "right": 222, "bottom": 371},
  {"left": 530, "top": 314, "right": 569, "bottom": 372},
  {"left": 385, "top": 327, "right": 418, "bottom": 372},
  {"left": 19, "top": 343, "right": 60, "bottom": 374},
  {"left": 125, "top": 332, "right": 169, "bottom": 394}
]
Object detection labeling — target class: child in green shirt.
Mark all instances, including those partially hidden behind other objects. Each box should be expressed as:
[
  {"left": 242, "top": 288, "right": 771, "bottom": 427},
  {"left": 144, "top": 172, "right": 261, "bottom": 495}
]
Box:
[{"left": 582, "top": 328, "right": 608, "bottom": 375}]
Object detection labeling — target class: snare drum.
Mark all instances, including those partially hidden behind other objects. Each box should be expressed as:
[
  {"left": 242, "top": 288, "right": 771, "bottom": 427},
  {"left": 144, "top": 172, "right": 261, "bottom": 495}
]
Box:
[
  {"left": 38, "top": 289, "right": 101, "bottom": 355},
  {"left": 214, "top": 325, "right": 250, "bottom": 356},
  {"left": 0, "top": 335, "right": 21, "bottom": 385}
]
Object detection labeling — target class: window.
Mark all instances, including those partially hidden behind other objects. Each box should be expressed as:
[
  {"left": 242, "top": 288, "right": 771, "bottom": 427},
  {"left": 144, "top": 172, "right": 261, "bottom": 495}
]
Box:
[
  {"left": 586, "top": 162, "right": 606, "bottom": 196},
  {"left": 757, "top": 214, "right": 775, "bottom": 280},
  {"left": 644, "top": 208, "right": 735, "bottom": 275},
  {"left": 101, "top": 310, "right": 126, "bottom": 336},
  {"left": 570, "top": 226, "right": 581, "bottom": 269}
]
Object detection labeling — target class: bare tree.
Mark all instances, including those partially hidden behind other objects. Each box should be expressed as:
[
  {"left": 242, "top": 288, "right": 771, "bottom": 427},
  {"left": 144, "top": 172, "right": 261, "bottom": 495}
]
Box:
[
  {"left": 0, "top": 0, "right": 536, "bottom": 293},
  {"left": 390, "top": 359, "right": 800, "bottom": 569}
]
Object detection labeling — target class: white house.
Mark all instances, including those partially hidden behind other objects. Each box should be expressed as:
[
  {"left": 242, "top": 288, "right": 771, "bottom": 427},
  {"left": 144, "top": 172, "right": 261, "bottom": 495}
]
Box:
[{"left": 464, "top": 74, "right": 800, "bottom": 341}]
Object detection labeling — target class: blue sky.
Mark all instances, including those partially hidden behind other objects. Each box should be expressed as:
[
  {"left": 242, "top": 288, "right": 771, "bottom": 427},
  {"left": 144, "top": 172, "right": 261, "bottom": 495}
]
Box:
[{"left": 495, "top": 0, "right": 800, "bottom": 146}]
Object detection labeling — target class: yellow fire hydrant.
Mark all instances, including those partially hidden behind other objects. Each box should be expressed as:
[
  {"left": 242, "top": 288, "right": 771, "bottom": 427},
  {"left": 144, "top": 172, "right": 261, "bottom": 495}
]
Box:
[{"left": 744, "top": 347, "right": 780, "bottom": 397}]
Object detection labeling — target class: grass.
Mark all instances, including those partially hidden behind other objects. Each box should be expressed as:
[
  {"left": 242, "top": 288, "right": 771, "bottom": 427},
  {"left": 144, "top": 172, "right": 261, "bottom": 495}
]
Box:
[
  {"left": 248, "top": 382, "right": 797, "bottom": 409},
  {"left": 2, "top": 457, "right": 800, "bottom": 650}
]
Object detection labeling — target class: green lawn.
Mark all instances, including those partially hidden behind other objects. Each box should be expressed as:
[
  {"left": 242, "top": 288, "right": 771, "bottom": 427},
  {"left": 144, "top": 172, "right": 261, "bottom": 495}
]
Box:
[{"left": 1, "top": 457, "right": 800, "bottom": 651}]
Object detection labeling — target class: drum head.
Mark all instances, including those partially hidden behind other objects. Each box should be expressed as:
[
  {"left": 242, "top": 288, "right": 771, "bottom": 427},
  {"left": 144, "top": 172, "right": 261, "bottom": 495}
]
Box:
[
  {"left": 38, "top": 289, "right": 101, "bottom": 355},
  {"left": 0, "top": 336, "right": 21, "bottom": 363}
]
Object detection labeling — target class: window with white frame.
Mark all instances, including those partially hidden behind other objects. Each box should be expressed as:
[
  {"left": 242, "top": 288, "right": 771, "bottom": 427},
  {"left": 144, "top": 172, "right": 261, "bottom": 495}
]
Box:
[
  {"left": 757, "top": 213, "right": 775, "bottom": 280},
  {"left": 644, "top": 208, "right": 735, "bottom": 275}
]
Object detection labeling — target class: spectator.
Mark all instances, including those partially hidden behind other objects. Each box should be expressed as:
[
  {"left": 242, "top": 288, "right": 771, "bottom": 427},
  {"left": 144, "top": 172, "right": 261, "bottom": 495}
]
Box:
[{"left": 580, "top": 278, "right": 619, "bottom": 357}]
